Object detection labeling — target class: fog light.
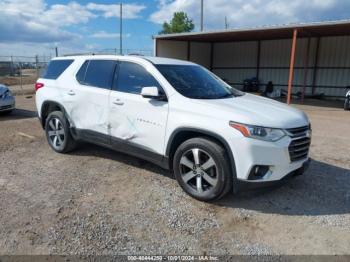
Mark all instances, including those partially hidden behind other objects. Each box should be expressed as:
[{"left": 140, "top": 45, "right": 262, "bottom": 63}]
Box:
[{"left": 248, "top": 165, "right": 270, "bottom": 180}]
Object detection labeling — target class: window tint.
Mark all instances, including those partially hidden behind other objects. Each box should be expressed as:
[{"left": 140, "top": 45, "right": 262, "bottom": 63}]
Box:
[
  {"left": 76, "top": 61, "right": 89, "bottom": 84},
  {"left": 155, "top": 64, "right": 244, "bottom": 99},
  {"left": 43, "top": 60, "right": 73, "bottom": 80},
  {"left": 114, "top": 61, "right": 161, "bottom": 94},
  {"left": 83, "top": 60, "right": 117, "bottom": 89}
]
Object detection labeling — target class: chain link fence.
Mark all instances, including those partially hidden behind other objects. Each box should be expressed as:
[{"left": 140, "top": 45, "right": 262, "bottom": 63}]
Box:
[
  {"left": 0, "top": 49, "right": 153, "bottom": 93},
  {"left": 0, "top": 55, "right": 51, "bottom": 94}
]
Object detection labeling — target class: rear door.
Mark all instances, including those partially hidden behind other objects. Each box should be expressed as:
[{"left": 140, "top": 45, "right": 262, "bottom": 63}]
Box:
[
  {"left": 66, "top": 59, "right": 117, "bottom": 144},
  {"left": 108, "top": 60, "right": 169, "bottom": 160}
]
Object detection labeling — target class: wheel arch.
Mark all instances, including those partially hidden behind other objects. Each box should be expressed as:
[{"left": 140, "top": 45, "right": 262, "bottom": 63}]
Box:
[
  {"left": 166, "top": 127, "right": 237, "bottom": 190},
  {"left": 40, "top": 100, "right": 73, "bottom": 129}
]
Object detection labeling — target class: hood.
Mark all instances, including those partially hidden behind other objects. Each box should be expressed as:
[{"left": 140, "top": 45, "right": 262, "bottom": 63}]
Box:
[
  {"left": 0, "top": 85, "right": 9, "bottom": 96},
  {"left": 193, "top": 93, "right": 309, "bottom": 129}
]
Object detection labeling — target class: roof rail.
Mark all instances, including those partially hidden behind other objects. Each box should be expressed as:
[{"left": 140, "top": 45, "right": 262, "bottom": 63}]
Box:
[
  {"left": 128, "top": 53, "right": 145, "bottom": 57},
  {"left": 62, "top": 53, "right": 119, "bottom": 57}
]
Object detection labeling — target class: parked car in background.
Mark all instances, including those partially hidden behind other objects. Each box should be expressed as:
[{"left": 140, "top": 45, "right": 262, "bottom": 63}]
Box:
[
  {"left": 345, "top": 90, "right": 350, "bottom": 111},
  {"left": 0, "top": 61, "right": 20, "bottom": 76},
  {"left": 0, "top": 84, "right": 15, "bottom": 114},
  {"left": 35, "top": 56, "right": 311, "bottom": 201}
]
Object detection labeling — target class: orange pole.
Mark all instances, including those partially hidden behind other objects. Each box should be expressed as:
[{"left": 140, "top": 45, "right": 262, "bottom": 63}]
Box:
[{"left": 287, "top": 29, "right": 298, "bottom": 104}]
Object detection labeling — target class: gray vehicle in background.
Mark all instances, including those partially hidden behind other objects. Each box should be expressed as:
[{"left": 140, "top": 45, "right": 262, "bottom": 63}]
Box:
[
  {"left": 345, "top": 90, "right": 350, "bottom": 111},
  {"left": 0, "top": 84, "right": 15, "bottom": 114}
]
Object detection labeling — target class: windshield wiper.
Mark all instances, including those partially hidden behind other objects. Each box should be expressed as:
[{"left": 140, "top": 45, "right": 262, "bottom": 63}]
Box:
[
  {"left": 216, "top": 93, "right": 234, "bottom": 99},
  {"left": 191, "top": 93, "right": 234, "bottom": 99}
]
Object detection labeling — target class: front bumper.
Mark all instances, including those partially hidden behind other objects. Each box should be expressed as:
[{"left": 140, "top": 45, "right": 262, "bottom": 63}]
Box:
[
  {"left": 235, "top": 159, "right": 310, "bottom": 192},
  {"left": 228, "top": 133, "right": 310, "bottom": 182},
  {"left": 0, "top": 96, "right": 15, "bottom": 112}
]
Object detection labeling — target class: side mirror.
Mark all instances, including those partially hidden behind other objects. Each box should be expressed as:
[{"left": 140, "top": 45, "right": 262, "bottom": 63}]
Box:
[{"left": 141, "top": 86, "right": 167, "bottom": 101}]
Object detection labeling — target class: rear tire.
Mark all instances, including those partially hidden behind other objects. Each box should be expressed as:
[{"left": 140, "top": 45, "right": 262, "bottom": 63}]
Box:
[
  {"left": 173, "top": 137, "right": 232, "bottom": 202},
  {"left": 345, "top": 97, "right": 350, "bottom": 111},
  {"left": 45, "top": 111, "right": 77, "bottom": 153}
]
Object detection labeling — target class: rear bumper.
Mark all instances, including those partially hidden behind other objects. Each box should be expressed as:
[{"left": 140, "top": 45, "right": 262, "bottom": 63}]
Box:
[
  {"left": 0, "top": 97, "right": 15, "bottom": 111},
  {"left": 38, "top": 116, "right": 44, "bottom": 129},
  {"left": 235, "top": 159, "right": 310, "bottom": 192}
]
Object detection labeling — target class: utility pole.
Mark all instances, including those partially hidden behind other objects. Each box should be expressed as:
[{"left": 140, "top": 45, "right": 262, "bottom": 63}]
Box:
[
  {"left": 10, "top": 56, "right": 14, "bottom": 76},
  {"left": 55, "top": 47, "right": 58, "bottom": 57},
  {"left": 225, "top": 16, "right": 229, "bottom": 29},
  {"left": 200, "top": 0, "right": 204, "bottom": 31},
  {"left": 35, "top": 55, "right": 39, "bottom": 78},
  {"left": 120, "top": 2, "right": 123, "bottom": 55}
]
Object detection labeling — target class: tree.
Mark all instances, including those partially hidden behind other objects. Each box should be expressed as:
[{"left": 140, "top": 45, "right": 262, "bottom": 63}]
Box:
[{"left": 159, "top": 12, "right": 195, "bottom": 34}]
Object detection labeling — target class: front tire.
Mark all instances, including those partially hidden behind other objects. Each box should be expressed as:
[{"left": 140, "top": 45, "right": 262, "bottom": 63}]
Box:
[
  {"left": 345, "top": 97, "right": 350, "bottom": 111},
  {"left": 173, "top": 137, "right": 232, "bottom": 201},
  {"left": 45, "top": 111, "right": 77, "bottom": 153}
]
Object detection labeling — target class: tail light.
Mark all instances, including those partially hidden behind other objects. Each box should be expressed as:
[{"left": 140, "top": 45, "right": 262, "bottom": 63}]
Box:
[{"left": 35, "top": 82, "right": 44, "bottom": 91}]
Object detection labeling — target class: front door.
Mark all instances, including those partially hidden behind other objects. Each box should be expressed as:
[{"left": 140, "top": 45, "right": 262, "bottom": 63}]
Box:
[{"left": 108, "top": 60, "right": 169, "bottom": 161}]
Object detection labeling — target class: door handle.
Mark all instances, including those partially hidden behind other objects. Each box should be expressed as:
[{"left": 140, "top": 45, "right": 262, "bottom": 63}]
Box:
[
  {"left": 67, "top": 90, "right": 75, "bottom": 96},
  {"left": 113, "top": 99, "right": 124, "bottom": 106}
]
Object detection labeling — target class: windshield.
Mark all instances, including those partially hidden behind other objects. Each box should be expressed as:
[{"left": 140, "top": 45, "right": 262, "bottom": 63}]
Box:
[{"left": 155, "top": 64, "right": 244, "bottom": 99}]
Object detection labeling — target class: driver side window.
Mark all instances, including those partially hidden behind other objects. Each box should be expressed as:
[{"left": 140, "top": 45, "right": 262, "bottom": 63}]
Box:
[{"left": 113, "top": 61, "right": 163, "bottom": 95}]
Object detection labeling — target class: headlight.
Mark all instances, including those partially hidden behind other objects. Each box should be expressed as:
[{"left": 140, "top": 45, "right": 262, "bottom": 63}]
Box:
[{"left": 229, "top": 121, "right": 286, "bottom": 142}]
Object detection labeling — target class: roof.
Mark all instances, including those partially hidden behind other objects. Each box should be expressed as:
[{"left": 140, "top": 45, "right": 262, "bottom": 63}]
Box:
[
  {"left": 52, "top": 55, "right": 195, "bottom": 65},
  {"left": 144, "top": 56, "right": 194, "bottom": 65},
  {"left": 154, "top": 19, "right": 350, "bottom": 42}
]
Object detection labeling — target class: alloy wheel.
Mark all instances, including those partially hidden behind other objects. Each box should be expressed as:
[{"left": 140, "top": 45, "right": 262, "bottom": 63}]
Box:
[
  {"left": 179, "top": 148, "right": 218, "bottom": 194},
  {"left": 47, "top": 118, "right": 65, "bottom": 150}
]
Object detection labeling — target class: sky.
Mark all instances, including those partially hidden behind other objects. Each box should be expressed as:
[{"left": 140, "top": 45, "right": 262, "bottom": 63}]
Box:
[{"left": 1, "top": 0, "right": 350, "bottom": 58}]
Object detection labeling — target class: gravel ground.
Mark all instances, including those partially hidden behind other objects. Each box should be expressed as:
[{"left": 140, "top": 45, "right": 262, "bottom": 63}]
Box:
[{"left": 0, "top": 96, "right": 349, "bottom": 255}]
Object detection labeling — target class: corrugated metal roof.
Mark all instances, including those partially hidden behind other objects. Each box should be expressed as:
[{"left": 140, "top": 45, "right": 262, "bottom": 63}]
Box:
[{"left": 154, "top": 19, "right": 350, "bottom": 41}]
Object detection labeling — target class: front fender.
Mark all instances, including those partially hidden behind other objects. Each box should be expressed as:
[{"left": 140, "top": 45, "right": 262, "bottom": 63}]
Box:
[{"left": 165, "top": 127, "right": 238, "bottom": 192}]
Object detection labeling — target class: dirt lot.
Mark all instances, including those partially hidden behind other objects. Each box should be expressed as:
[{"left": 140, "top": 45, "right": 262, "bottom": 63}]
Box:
[
  {"left": 0, "top": 69, "right": 38, "bottom": 86},
  {"left": 0, "top": 96, "right": 349, "bottom": 255}
]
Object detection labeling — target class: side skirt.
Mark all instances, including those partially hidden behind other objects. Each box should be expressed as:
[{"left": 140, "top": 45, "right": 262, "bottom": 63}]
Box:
[{"left": 73, "top": 128, "right": 170, "bottom": 170}]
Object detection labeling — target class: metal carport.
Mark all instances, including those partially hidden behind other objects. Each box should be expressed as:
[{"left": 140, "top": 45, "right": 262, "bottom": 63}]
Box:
[{"left": 153, "top": 20, "right": 350, "bottom": 103}]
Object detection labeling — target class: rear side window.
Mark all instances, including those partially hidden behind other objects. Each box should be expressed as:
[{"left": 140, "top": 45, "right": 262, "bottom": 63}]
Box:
[
  {"left": 114, "top": 61, "right": 160, "bottom": 94},
  {"left": 77, "top": 60, "right": 116, "bottom": 89},
  {"left": 43, "top": 60, "right": 74, "bottom": 79},
  {"left": 76, "top": 61, "right": 89, "bottom": 83}
]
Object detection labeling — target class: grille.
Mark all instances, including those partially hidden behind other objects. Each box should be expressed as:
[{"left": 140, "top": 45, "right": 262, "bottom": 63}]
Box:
[{"left": 287, "top": 126, "right": 311, "bottom": 162}]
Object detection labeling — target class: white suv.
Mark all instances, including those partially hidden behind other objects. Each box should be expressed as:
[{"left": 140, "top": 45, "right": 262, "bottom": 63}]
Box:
[{"left": 35, "top": 55, "right": 311, "bottom": 201}]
